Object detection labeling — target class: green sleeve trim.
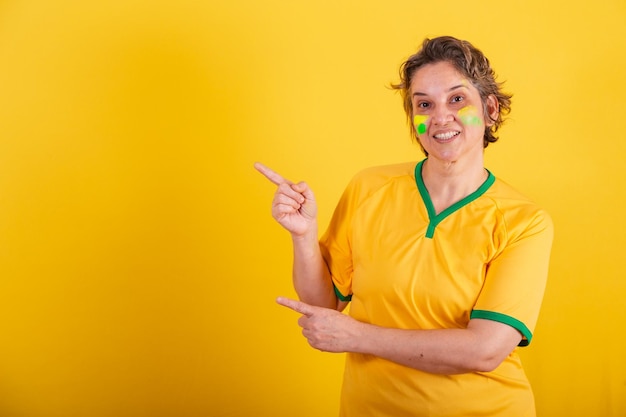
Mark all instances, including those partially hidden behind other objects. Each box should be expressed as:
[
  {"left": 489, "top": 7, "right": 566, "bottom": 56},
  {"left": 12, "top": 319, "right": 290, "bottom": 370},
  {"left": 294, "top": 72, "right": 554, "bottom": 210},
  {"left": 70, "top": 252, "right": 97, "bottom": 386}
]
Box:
[
  {"left": 333, "top": 285, "right": 352, "bottom": 302},
  {"left": 470, "top": 310, "right": 532, "bottom": 347}
]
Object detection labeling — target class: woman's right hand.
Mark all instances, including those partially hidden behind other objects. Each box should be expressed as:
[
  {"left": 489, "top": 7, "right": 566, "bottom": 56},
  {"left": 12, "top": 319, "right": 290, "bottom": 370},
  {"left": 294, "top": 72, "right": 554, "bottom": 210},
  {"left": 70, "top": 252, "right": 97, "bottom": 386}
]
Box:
[{"left": 254, "top": 162, "right": 318, "bottom": 237}]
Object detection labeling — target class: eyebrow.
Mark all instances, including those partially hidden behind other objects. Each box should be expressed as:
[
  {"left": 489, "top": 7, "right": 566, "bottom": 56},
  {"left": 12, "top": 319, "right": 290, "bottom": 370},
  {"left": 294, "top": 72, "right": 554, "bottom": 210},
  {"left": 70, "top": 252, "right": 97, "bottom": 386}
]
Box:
[{"left": 412, "top": 84, "right": 468, "bottom": 97}]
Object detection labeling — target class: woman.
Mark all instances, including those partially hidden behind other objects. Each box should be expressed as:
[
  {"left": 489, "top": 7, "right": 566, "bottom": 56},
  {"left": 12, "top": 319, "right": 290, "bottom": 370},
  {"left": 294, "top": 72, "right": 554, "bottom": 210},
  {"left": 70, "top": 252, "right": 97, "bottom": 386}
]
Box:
[{"left": 255, "top": 36, "right": 553, "bottom": 417}]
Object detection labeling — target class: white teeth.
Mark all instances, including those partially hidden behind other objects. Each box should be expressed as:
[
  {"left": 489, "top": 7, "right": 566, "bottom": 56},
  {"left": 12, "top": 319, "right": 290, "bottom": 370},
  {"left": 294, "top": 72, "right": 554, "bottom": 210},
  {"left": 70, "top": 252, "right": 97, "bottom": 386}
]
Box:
[{"left": 434, "top": 131, "right": 460, "bottom": 140}]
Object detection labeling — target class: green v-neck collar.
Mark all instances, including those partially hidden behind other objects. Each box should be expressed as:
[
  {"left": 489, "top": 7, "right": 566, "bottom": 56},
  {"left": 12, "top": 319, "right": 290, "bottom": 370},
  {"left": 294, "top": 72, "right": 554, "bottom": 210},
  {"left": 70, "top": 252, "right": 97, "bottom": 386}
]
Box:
[{"left": 414, "top": 159, "right": 495, "bottom": 239}]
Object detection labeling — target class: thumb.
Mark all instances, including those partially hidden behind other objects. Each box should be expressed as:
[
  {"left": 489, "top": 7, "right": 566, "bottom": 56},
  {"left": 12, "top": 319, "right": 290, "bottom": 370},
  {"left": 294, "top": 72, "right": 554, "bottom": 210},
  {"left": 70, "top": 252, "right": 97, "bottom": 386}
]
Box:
[{"left": 291, "top": 181, "right": 315, "bottom": 200}]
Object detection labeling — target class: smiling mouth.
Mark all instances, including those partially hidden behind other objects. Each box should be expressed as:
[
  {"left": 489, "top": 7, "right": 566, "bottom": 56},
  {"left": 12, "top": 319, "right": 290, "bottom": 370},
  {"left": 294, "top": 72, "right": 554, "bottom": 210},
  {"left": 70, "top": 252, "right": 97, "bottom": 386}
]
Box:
[{"left": 434, "top": 131, "right": 460, "bottom": 140}]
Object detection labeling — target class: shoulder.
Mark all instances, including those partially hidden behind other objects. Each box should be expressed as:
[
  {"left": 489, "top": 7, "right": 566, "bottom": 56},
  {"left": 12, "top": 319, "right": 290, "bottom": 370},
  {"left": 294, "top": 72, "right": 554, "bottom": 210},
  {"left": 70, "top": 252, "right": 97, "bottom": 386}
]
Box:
[
  {"left": 485, "top": 178, "right": 554, "bottom": 238},
  {"left": 337, "top": 161, "right": 418, "bottom": 208},
  {"left": 349, "top": 161, "right": 417, "bottom": 187}
]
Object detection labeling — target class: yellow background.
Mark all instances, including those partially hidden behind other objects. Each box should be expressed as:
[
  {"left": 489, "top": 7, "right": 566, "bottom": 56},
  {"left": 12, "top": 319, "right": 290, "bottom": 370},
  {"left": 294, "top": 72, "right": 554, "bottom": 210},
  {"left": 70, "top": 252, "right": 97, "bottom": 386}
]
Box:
[{"left": 0, "top": 0, "right": 624, "bottom": 416}]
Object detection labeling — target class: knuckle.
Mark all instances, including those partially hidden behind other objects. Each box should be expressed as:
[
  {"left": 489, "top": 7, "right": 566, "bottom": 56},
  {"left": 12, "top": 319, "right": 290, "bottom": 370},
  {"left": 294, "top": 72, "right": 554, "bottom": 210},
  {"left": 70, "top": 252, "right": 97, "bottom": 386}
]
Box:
[{"left": 277, "top": 183, "right": 292, "bottom": 193}]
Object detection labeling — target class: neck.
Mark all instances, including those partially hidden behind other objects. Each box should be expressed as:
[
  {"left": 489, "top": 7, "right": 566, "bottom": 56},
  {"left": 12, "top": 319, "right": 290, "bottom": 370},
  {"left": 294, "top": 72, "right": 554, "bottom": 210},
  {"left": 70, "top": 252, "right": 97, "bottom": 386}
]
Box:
[{"left": 421, "top": 157, "right": 488, "bottom": 214}]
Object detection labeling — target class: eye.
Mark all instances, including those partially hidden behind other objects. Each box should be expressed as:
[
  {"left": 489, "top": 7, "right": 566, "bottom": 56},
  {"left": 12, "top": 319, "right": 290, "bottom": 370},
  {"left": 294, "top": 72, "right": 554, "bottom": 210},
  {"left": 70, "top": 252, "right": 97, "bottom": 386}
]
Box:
[
  {"left": 451, "top": 95, "right": 464, "bottom": 103},
  {"left": 417, "top": 102, "right": 430, "bottom": 109}
]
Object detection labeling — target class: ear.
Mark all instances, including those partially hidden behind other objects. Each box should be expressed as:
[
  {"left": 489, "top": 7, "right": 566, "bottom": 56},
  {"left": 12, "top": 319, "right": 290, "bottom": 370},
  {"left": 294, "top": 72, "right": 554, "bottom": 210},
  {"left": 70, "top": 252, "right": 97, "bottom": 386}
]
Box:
[{"left": 485, "top": 94, "right": 499, "bottom": 127}]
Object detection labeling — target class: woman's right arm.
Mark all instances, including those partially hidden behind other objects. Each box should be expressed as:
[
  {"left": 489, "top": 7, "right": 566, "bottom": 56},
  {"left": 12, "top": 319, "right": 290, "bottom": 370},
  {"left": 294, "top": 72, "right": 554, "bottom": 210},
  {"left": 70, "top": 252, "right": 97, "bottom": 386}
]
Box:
[{"left": 254, "top": 162, "right": 342, "bottom": 310}]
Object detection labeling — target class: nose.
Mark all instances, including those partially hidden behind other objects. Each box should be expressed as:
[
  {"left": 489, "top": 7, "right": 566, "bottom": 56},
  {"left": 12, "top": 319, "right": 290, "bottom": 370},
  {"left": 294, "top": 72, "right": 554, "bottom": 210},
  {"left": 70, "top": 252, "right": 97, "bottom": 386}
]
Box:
[{"left": 431, "top": 106, "right": 454, "bottom": 126}]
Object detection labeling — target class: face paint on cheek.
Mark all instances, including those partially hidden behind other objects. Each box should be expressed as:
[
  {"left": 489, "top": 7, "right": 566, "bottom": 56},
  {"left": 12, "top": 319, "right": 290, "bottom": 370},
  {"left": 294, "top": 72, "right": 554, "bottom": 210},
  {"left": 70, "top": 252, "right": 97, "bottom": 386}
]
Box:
[
  {"left": 413, "top": 115, "right": 428, "bottom": 135},
  {"left": 458, "top": 105, "right": 482, "bottom": 126},
  {"left": 458, "top": 105, "right": 480, "bottom": 124}
]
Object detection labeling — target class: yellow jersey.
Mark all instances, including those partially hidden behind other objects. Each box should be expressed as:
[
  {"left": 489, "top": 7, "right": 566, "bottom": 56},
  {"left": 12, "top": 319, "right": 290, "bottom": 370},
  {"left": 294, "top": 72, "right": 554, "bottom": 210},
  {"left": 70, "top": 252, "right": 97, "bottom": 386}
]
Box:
[{"left": 320, "top": 160, "right": 554, "bottom": 417}]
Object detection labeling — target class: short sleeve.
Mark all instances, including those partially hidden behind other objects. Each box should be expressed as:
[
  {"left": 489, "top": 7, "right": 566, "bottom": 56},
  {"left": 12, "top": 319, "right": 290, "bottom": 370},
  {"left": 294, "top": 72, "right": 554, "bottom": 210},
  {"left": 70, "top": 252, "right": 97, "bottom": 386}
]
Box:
[
  {"left": 319, "top": 174, "right": 365, "bottom": 302},
  {"left": 471, "top": 208, "right": 554, "bottom": 346}
]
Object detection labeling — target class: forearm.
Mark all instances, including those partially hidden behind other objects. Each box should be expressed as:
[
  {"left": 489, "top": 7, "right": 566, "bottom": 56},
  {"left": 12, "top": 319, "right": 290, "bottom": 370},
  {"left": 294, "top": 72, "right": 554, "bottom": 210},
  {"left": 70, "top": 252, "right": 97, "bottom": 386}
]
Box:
[
  {"left": 356, "top": 327, "right": 483, "bottom": 374},
  {"left": 351, "top": 321, "right": 518, "bottom": 374},
  {"left": 291, "top": 229, "right": 337, "bottom": 309}
]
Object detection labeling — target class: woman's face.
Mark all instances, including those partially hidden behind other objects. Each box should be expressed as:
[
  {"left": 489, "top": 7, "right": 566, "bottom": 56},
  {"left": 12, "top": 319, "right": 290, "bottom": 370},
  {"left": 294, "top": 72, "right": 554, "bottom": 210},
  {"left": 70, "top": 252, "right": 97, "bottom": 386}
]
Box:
[{"left": 409, "top": 61, "right": 496, "bottom": 165}]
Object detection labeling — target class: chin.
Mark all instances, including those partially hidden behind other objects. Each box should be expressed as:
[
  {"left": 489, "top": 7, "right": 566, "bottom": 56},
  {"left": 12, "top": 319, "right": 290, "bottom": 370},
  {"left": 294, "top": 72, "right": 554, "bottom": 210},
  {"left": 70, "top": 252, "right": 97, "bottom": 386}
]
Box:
[{"left": 429, "top": 150, "right": 461, "bottom": 163}]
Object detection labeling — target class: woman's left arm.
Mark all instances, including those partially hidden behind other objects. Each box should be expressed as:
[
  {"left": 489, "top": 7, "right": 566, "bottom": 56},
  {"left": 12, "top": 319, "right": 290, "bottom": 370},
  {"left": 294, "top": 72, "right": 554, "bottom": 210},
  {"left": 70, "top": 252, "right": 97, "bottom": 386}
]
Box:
[{"left": 277, "top": 297, "right": 521, "bottom": 375}]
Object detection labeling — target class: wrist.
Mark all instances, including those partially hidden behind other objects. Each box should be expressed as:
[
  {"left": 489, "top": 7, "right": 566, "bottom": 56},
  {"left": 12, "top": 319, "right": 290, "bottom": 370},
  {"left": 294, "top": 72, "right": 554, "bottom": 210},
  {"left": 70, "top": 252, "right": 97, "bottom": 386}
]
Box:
[{"left": 290, "top": 225, "right": 319, "bottom": 243}]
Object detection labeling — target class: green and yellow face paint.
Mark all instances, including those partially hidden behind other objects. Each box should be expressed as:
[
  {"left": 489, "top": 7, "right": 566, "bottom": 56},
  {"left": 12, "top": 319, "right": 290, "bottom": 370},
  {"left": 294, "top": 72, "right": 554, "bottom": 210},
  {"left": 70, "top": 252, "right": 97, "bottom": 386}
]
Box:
[
  {"left": 458, "top": 105, "right": 482, "bottom": 126},
  {"left": 413, "top": 114, "right": 428, "bottom": 135}
]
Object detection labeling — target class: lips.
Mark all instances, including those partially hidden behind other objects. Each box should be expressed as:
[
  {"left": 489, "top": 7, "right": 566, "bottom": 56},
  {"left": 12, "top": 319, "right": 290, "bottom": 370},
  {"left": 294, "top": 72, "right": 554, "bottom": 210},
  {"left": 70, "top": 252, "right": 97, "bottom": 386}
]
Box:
[{"left": 433, "top": 131, "right": 460, "bottom": 140}]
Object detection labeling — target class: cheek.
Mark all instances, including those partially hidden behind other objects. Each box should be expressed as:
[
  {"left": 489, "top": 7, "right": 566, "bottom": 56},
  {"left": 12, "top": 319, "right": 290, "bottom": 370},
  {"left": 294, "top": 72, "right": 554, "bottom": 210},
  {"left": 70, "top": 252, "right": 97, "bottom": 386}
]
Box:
[
  {"left": 413, "top": 114, "right": 428, "bottom": 135},
  {"left": 458, "top": 105, "right": 482, "bottom": 126}
]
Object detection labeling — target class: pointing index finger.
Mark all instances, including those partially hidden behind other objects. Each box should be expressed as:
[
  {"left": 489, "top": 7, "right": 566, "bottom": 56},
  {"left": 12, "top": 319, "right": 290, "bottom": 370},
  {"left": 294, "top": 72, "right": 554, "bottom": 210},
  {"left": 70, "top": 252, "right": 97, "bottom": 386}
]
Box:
[
  {"left": 254, "top": 162, "right": 292, "bottom": 186},
  {"left": 276, "top": 296, "right": 314, "bottom": 317}
]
